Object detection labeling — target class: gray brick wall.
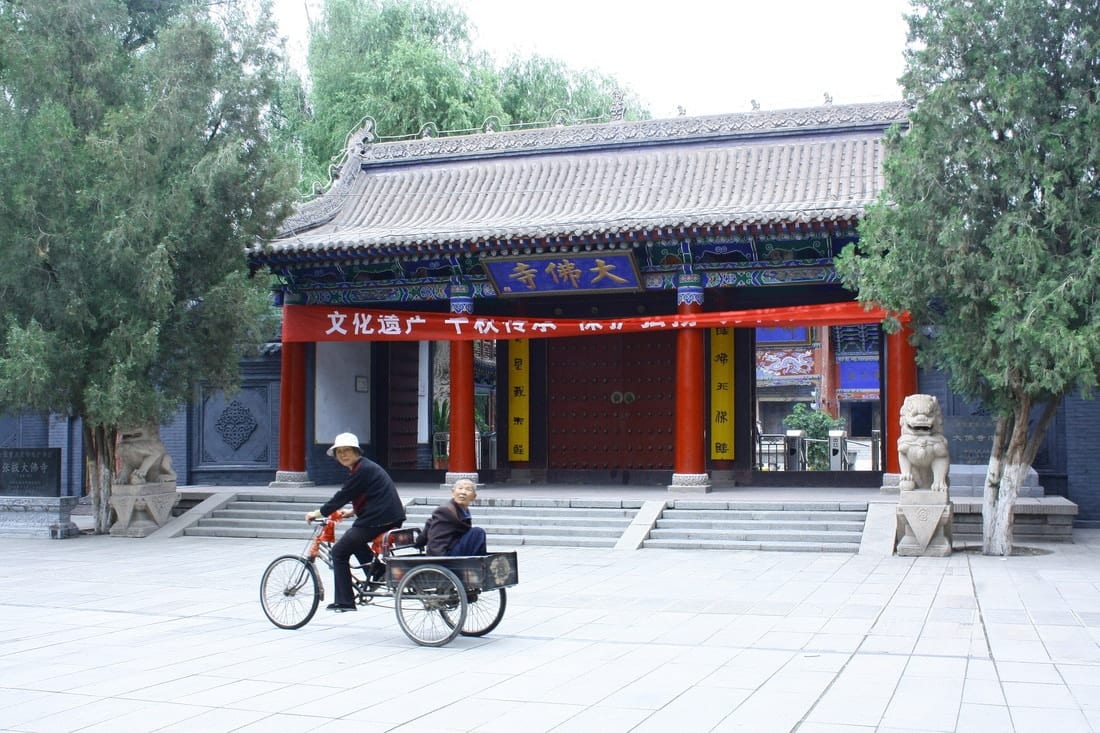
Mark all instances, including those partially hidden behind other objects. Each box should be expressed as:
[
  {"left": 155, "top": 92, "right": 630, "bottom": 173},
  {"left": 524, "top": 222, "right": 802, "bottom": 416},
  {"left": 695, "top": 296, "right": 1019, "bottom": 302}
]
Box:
[
  {"left": 1064, "top": 395, "right": 1100, "bottom": 523},
  {"left": 161, "top": 406, "right": 189, "bottom": 485}
]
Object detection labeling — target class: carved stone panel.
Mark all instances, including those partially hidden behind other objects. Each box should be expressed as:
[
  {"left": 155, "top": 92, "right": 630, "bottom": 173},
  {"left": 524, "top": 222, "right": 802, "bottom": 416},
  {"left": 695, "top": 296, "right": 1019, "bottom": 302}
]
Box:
[{"left": 196, "top": 385, "right": 274, "bottom": 468}]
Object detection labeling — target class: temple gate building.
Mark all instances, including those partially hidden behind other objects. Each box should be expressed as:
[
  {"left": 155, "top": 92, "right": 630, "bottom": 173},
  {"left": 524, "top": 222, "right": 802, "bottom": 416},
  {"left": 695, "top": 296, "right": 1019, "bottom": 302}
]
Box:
[{"left": 247, "top": 101, "right": 918, "bottom": 490}]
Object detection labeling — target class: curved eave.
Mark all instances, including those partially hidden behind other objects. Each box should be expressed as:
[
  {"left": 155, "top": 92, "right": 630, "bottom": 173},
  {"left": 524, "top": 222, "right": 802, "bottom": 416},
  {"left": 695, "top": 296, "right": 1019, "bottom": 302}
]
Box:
[{"left": 251, "top": 216, "right": 860, "bottom": 269}]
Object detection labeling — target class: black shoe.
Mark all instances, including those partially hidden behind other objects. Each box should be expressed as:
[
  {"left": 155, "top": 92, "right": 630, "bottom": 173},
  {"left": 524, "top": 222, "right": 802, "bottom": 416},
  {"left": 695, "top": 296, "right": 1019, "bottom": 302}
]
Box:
[{"left": 326, "top": 603, "right": 356, "bottom": 612}]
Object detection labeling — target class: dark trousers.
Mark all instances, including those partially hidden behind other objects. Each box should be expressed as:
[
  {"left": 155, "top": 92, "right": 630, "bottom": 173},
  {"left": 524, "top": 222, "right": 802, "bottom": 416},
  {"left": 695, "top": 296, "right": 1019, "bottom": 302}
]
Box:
[
  {"left": 331, "top": 523, "right": 398, "bottom": 606},
  {"left": 448, "top": 526, "right": 487, "bottom": 556}
]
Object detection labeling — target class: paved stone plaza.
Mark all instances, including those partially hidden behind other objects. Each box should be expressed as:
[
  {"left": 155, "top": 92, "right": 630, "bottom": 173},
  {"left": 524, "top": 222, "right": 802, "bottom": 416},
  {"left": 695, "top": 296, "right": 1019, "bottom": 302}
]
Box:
[{"left": 1, "top": 520, "right": 1098, "bottom": 732}]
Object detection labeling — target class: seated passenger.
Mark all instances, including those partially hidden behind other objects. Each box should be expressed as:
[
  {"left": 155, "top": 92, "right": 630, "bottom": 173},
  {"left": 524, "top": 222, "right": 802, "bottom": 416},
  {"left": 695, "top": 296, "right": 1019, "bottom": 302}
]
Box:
[{"left": 417, "top": 478, "right": 487, "bottom": 556}]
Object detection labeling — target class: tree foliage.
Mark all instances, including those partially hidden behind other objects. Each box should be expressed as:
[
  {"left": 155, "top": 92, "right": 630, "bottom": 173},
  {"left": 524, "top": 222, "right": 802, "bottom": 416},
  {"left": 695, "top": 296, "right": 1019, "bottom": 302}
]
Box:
[
  {"left": 297, "top": 0, "right": 649, "bottom": 192},
  {"left": 498, "top": 54, "right": 647, "bottom": 126},
  {"left": 834, "top": 0, "right": 1099, "bottom": 554},
  {"left": 0, "top": 0, "right": 299, "bottom": 530},
  {"left": 302, "top": 0, "right": 501, "bottom": 167}
]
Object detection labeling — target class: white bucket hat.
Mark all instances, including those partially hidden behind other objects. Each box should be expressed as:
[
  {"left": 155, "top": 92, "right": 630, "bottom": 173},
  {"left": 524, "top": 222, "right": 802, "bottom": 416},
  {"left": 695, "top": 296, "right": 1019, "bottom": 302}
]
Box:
[{"left": 326, "top": 432, "right": 361, "bottom": 456}]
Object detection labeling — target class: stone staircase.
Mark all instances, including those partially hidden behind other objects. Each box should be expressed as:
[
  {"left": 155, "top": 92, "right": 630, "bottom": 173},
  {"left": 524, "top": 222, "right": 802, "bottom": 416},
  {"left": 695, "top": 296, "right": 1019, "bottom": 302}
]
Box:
[
  {"left": 403, "top": 497, "right": 639, "bottom": 548},
  {"left": 643, "top": 500, "right": 867, "bottom": 552},
  {"left": 182, "top": 494, "right": 641, "bottom": 547},
  {"left": 183, "top": 494, "right": 333, "bottom": 540},
  {"left": 180, "top": 493, "right": 869, "bottom": 552}
]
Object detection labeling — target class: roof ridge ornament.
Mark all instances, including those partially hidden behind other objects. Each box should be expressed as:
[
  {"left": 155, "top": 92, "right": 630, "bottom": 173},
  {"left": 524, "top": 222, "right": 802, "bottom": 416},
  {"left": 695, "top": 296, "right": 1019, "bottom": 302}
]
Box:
[
  {"left": 278, "top": 116, "right": 378, "bottom": 235},
  {"left": 359, "top": 101, "right": 909, "bottom": 166},
  {"left": 609, "top": 89, "right": 625, "bottom": 122}
]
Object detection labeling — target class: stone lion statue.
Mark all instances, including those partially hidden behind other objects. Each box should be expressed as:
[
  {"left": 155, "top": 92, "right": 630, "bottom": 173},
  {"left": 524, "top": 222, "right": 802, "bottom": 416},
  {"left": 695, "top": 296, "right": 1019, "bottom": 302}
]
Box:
[
  {"left": 897, "top": 394, "right": 950, "bottom": 491},
  {"left": 116, "top": 424, "right": 177, "bottom": 485}
]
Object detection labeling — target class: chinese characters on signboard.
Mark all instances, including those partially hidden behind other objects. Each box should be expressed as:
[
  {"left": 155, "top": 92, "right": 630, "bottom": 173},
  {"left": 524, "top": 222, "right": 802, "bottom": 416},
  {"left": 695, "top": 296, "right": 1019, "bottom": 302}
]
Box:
[
  {"left": 507, "top": 339, "right": 530, "bottom": 462},
  {"left": 0, "top": 448, "right": 62, "bottom": 497},
  {"left": 710, "top": 329, "right": 735, "bottom": 460},
  {"left": 484, "top": 253, "right": 642, "bottom": 297},
  {"left": 943, "top": 416, "right": 997, "bottom": 464},
  {"left": 281, "top": 302, "right": 890, "bottom": 343}
]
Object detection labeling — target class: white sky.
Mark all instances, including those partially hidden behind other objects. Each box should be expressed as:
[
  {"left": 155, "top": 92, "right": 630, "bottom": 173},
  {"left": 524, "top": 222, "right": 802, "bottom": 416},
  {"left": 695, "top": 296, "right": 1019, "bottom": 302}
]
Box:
[{"left": 274, "top": 0, "right": 911, "bottom": 119}]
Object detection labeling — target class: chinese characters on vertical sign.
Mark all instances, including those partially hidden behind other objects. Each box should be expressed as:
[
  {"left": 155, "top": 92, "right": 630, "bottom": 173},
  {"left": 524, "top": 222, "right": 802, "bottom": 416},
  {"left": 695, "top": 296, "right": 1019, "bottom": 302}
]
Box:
[
  {"left": 484, "top": 253, "right": 642, "bottom": 297},
  {"left": 508, "top": 339, "right": 530, "bottom": 462},
  {"left": 710, "top": 328, "right": 735, "bottom": 460}
]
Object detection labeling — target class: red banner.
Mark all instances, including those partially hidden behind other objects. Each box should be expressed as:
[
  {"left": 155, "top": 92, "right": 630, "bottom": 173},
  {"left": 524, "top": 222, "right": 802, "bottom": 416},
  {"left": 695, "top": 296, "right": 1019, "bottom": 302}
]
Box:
[{"left": 282, "top": 302, "right": 892, "bottom": 342}]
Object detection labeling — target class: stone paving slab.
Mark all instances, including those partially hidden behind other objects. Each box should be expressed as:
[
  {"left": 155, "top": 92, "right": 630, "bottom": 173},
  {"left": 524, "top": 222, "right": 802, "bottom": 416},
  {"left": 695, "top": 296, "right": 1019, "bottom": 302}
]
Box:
[{"left": 1, "top": 525, "right": 1098, "bottom": 732}]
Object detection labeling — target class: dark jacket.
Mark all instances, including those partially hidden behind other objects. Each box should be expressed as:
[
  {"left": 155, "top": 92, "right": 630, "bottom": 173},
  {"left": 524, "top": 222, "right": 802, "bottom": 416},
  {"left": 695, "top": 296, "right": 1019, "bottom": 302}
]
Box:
[
  {"left": 418, "top": 499, "right": 471, "bottom": 556},
  {"left": 320, "top": 456, "right": 405, "bottom": 529}
]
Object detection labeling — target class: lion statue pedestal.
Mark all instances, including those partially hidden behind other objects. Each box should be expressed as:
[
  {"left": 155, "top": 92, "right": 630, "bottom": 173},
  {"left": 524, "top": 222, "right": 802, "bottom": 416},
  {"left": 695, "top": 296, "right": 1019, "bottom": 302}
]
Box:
[
  {"left": 896, "top": 489, "right": 953, "bottom": 557},
  {"left": 886, "top": 394, "right": 954, "bottom": 557},
  {"left": 109, "top": 425, "right": 180, "bottom": 538}
]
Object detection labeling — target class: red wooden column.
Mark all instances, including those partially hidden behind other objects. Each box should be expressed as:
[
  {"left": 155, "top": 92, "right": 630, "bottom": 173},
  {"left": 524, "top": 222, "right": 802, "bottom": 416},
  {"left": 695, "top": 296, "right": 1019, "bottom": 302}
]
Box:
[
  {"left": 272, "top": 337, "right": 312, "bottom": 486},
  {"left": 446, "top": 284, "right": 479, "bottom": 485},
  {"left": 884, "top": 324, "right": 918, "bottom": 473},
  {"left": 670, "top": 274, "right": 710, "bottom": 492}
]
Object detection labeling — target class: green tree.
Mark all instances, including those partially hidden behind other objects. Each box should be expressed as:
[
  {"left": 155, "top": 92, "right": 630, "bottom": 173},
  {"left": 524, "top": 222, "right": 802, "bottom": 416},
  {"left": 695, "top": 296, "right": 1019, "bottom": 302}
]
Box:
[
  {"left": 498, "top": 54, "right": 648, "bottom": 126},
  {"left": 0, "top": 0, "right": 298, "bottom": 532},
  {"left": 303, "top": 0, "right": 503, "bottom": 171},
  {"left": 834, "top": 0, "right": 1099, "bottom": 555},
  {"left": 298, "top": 0, "right": 649, "bottom": 191}
]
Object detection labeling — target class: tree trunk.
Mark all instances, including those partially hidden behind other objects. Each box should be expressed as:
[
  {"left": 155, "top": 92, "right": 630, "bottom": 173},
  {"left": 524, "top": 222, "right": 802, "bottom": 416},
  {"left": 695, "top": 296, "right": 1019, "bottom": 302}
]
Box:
[
  {"left": 84, "top": 424, "right": 118, "bottom": 535},
  {"left": 981, "top": 416, "right": 1007, "bottom": 549},
  {"left": 982, "top": 396, "right": 1060, "bottom": 556},
  {"left": 984, "top": 452, "right": 1020, "bottom": 556}
]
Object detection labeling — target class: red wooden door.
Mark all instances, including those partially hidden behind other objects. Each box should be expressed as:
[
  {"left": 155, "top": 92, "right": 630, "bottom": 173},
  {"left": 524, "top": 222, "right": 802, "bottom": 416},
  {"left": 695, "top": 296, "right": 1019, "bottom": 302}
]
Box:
[{"left": 548, "top": 332, "right": 675, "bottom": 470}]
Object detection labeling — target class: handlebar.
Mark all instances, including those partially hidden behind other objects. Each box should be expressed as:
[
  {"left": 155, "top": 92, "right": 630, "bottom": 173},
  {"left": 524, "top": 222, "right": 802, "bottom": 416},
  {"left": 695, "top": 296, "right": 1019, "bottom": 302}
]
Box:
[{"left": 307, "top": 511, "right": 347, "bottom": 525}]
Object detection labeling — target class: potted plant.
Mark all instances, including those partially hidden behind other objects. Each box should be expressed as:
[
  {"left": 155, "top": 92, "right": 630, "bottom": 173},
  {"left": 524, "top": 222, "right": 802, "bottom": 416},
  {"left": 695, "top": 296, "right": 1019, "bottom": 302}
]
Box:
[{"left": 432, "top": 398, "right": 449, "bottom": 469}]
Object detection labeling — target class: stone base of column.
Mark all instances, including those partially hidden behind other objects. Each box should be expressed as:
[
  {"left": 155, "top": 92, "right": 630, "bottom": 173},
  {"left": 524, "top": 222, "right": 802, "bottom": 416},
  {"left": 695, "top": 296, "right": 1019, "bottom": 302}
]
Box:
[
  {"left": 443, "top": 471, "right": 480, "bottom": 490},
  {"left": 269, "top": 471, "right": 314, "bottom": 488},
  {"left": 880, "top": 473, "right": 901, "bottom": 494},
  {"left": 503, "top": 468, "right": 541, "bottom": 484},
  {"left": 668, "top": 473, "right": 711, "bottom": 493}
]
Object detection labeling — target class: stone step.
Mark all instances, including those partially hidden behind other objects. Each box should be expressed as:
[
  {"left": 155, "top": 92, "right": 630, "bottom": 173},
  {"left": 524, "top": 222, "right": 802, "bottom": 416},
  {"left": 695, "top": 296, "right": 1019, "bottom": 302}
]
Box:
[
  {"left": 655, "top": 518, "right": 865, "bottom": 532},
  {"left": 213, "top": 507, "right": 634, "bottom": 528},
  {"left": 218, "top": 503, "right": 630, "bottom": 517},
  {"left": 648, "top": 528, "right": 862, "bottom": 543},
  {"left": 643, "top": 503, "right": 868, "bottom": 552},
  {"left": 183, "top": 524, "right": 615, "bottom": 546},
  {"left": 670, "top": 501, "right": 868, "bottom": 512},
  {"left": 659, "top": 510, "right": 866, "bottom": 523},
  {"left": 644, "top": 539, "right": 862, "bottom": 552},
  {"left": 184, "top": 526, "right": 320, "bottom": 540},
  {"left": 228, "top": 500, "right": 638, "bottom": 519},
  {"left": 183, "top": 495, "right": 872, "bottom": 551},
  {"left": 196, "top": 516, "right": 628, "bottom": 538},
  {"left": 402, "top": 514, "right": 632, "bottom": 529}
]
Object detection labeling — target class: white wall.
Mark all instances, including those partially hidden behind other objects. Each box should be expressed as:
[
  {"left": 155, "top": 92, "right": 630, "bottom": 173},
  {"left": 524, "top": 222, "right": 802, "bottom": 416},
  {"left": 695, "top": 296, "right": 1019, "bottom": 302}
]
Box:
[{"left": 314, "top": 342, "right": 371, "bottom": 445}]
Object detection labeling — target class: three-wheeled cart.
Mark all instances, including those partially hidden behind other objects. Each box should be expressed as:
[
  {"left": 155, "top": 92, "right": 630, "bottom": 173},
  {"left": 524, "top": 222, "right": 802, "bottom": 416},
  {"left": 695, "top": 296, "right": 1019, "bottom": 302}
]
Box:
[{"left": 260, "top": 519, "right": 519, "bottom": 646}]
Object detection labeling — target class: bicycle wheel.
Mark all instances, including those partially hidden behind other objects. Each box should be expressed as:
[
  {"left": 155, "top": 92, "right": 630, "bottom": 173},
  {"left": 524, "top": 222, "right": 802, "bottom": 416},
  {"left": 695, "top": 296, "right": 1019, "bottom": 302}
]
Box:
[
  {"left": 260, "top": 555, "right": 321, "bottom": 630},
  {"left": 394, "top": 565, "right": 466, "bottom": 647},
  {"left": 443, "top": 587, "right": 506, "bottom": 637}
]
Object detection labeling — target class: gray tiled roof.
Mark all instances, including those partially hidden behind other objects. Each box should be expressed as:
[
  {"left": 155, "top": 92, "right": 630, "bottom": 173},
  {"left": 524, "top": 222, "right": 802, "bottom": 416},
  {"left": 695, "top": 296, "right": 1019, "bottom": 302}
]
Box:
[{"left": 256, "top": 101, "right": 906, "bottom": 258}]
